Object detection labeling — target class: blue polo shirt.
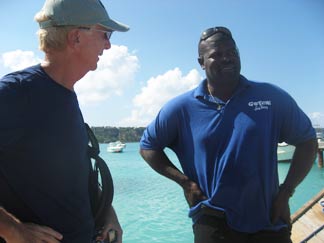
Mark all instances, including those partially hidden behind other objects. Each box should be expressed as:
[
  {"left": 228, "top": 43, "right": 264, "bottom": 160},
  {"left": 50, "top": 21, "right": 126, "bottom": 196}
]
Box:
[
  {"left": 140, "top": 76, "right": 315, "bottom": 233},
  {"left": 0, "top": 65, "right": 94, "bottom": 242}
]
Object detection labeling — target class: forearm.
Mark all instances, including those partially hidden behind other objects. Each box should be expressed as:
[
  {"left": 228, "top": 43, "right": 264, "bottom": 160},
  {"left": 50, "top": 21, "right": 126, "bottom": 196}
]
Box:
[
  {"left": 271, "top": 138, "right": 318, "bottom": 225},
  {"left": 105, "top": 206, "right": 119, "bottom": 226},
  {"left": 0, "top": 207, "right": 63, "bottom": 242},
  {"left": 96, "top": 206, "right": 122, "bottom": 243},
  {"left": 140, "top": 148, "right": 207, "bottom": 207},
  {"left": 139, "top": 149, "right": 190, "bottom": 188},
  {"left": 282, "top": 138, "right": 318, "bottom": 193}
]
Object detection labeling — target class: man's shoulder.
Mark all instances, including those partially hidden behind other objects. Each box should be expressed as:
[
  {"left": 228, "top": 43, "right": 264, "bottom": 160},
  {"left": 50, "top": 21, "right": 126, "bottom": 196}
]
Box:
[
  {"left": 0, "top": 65, "right": 45, "bottom": 112},
  {"left": 244, "top": 77, "right": 283, "bottom": 90},
  {"left": 244, "top": 78, "right": 290, "bottom": 97},
  {"left": 154, "top": 89, "right": 197, "bottom": 123},
  {"left": 0, "top": 64, "right": 43, "bottom": 86}
]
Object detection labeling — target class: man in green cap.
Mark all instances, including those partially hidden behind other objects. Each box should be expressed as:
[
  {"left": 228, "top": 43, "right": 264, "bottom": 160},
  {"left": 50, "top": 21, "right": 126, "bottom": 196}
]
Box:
[{"left": 0, "top": 0, "right": 128, "bottom": 242}]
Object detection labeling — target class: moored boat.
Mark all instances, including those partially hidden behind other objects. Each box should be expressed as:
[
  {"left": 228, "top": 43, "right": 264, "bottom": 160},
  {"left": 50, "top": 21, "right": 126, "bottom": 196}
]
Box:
[
  {"left": 278, "top": 142, "right": 288, "bottom": 147},
  {"left": 107, "top": 141, "right": 126, "bottom": 153},
  {"left": 317, "top": 132, "right": 324, "bottom": 147},
  {"left": 277, "top": 144, "right": 295, "bottom": 162}
]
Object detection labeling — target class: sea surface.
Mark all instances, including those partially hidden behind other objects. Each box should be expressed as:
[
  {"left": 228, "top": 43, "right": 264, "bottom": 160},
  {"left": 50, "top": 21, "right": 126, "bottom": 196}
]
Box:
[{"left": 99, "top": 143, "right": 324, "bottom": 243}]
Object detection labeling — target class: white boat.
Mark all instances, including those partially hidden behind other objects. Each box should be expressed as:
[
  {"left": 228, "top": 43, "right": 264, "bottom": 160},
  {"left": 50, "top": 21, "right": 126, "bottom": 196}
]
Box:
[
  {"left": 277, "top": 144, "right": 295, "bottom": 162},
  {"left": 316, "top": 132, "right": 323, "bottom": 140},
  {"left": 278, "top": 142, "right": 288, "bottom": 147},
  {"left": 115, "top": 141, "right": 126, "bottom": 148},
  {"left": 107, "top": 141, "right": 126, "bottom": 153},
  {"left": 316, "top": 132, "right": 324, "bottom": 148}
]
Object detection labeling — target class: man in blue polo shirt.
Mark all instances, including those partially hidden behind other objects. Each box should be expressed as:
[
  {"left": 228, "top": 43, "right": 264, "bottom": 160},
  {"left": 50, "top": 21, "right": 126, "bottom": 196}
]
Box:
[{"left": 139, "top": 27, "right": 317, "bottom": 243}]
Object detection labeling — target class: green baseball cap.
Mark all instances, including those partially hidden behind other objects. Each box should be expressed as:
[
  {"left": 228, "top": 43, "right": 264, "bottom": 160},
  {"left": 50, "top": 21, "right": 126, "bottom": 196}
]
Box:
[{"left": 38, "top": 0, "right": 129, "bottom": 32}]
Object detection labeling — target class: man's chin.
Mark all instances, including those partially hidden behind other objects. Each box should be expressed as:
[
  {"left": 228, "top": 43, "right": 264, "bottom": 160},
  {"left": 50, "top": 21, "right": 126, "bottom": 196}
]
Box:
[
  {"left": 220, "top": 71, "right": 239, "bottom": 80},
  {"left": 89, "top": 64, "right": 98, "bottom": 71}
]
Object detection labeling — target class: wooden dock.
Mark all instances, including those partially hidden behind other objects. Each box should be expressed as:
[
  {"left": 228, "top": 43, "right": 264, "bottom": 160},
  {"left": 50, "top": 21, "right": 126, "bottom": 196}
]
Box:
[{"left": 291, "top": 189, "right": 324, "bottom": 243}]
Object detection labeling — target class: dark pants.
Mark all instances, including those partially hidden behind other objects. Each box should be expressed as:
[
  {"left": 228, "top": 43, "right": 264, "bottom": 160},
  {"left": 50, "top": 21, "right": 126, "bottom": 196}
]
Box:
[{"left": 193, "top": 215, "right": 292, "bottom": 243}]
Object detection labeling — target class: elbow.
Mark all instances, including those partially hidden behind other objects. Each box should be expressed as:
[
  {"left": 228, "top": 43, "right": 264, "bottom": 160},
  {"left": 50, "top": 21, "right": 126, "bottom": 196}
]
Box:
[
  {"left": 139, "top": 147, "right": 152, "bottom": 161},
  {"left": 139, "top": 147, "right": 146, "bottom": 157}
]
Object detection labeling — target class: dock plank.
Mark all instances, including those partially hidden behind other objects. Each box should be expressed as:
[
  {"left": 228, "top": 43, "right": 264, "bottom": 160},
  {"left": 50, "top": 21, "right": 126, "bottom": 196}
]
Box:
[{"left": 291, "top": 189, "right": 324, "bottom": 243}]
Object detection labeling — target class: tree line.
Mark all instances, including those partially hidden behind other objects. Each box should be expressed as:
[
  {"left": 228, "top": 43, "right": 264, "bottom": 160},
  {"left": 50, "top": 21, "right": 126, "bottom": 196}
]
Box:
[
  {"left": 91, "top": 126, "right": 146, "bottom": 143},
  {"left": 91, "top": 126, "right": 323, "bottom": 144}
]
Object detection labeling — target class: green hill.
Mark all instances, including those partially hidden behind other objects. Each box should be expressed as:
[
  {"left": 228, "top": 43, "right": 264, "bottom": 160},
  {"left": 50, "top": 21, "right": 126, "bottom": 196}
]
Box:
[{"left": 91, "top": 126, "right": 146, "bottom": 143}]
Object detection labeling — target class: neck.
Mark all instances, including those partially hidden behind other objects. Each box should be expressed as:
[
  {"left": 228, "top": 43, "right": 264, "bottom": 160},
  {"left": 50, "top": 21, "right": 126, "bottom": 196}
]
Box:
[
  {"left": 207, "top": 78, "right": 240, "bottom": 101},
  {"left": 41, "top": 52, "right": 88, "bottom": 91}
]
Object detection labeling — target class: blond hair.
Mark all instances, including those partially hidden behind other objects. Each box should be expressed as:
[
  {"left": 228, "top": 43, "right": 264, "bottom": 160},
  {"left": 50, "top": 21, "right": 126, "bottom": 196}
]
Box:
[{"left": 34, "top": 11, "right": 75, "bottom": 52}]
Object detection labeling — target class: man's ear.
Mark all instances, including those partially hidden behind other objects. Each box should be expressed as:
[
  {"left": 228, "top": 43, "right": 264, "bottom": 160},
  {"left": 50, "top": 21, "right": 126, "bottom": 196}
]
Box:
[
  {"left": 67, "top": 29, "right": 80, "bottom": 48},
  {"left": 198, "top": 56, "right": 205, "bottom": 69}
]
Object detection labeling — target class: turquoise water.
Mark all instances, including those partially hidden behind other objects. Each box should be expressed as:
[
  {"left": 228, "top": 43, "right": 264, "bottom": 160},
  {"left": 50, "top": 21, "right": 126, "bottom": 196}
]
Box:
[{"left": 99, "top": 143, "right": 324, "bottom": 243}]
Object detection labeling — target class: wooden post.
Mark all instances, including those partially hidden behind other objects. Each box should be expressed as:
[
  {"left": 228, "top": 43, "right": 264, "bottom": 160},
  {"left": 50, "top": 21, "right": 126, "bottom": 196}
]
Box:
[{"left": 317, "top": 149, "right": 323, "bottom": 168}]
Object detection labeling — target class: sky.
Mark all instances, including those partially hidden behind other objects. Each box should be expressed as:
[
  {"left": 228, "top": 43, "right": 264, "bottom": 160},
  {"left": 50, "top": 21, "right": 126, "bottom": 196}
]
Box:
[{"left": 0, "top": 0, "right": 324, "bottom": 127}]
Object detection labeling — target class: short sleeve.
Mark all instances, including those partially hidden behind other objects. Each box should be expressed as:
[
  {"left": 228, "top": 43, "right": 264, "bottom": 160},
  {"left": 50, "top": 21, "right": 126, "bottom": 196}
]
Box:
[
  {"left": 278, "top": 90, "right": 315, "bottom": 145},
  {"left": 0, "top": 78, "right": 27, "bottom": 149},
  {"left": 140, "top": 103, "right": 179, "bottom": 150}
]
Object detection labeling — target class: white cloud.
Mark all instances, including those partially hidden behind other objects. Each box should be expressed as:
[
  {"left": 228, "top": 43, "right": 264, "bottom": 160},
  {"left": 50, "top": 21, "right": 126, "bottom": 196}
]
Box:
[
  {"left": 120, "top": 68, "right": 202, "bottom": 127},
  {"left": 75, "top": 45, "right": 139, "bottom": 105},
  {"left": 309, "top": 112, "right": 324, "bottom": 128},
  {"left": 1, "top": 46, "right": 139, "bottom": 106},
  {"left": 0, "top": 48, "right": 203, "bottom": 128},
  {"left": 1, "top": 50, "right": 41, "bottom": 70}
]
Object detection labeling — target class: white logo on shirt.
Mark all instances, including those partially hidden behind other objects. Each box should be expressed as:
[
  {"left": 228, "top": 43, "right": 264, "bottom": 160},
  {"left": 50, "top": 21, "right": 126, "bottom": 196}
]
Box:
[{"left": 248, "top": 100, "right": 271, "bottom": 111}]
